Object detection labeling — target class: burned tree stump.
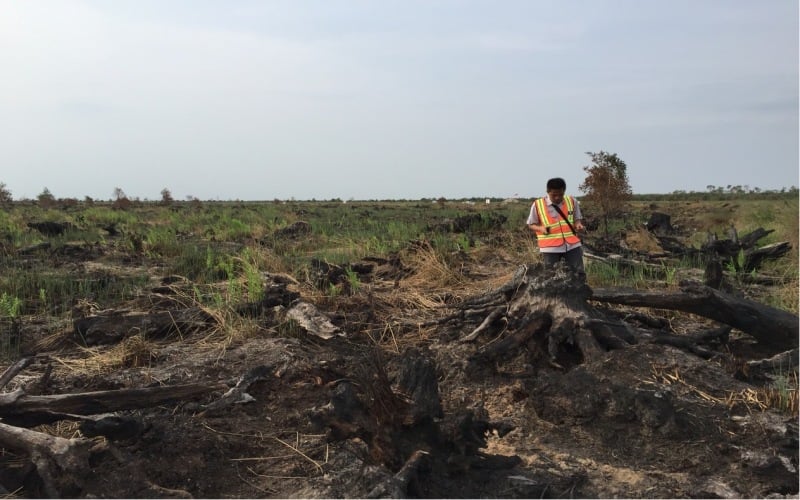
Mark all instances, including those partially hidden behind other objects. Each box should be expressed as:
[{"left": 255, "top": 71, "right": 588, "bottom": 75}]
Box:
[
  {"left": 310, "top": 347, "right": 518, "bottom": 497},
  {"left": 459, "top": 263, "right": 634, "bottom": 371}
]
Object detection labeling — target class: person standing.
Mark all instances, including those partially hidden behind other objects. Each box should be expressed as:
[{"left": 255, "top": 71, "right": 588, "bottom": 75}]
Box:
[{"left": 527, "top": 177, "right": 586, "bottom": 279}]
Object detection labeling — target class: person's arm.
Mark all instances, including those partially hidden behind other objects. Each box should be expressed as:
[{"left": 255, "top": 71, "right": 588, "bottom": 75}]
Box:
[
  {"left": 528, "top": 222, "right": 551, "bottom": 234},
  {"left": 573, "top": 198, "right": 585, "bottom": 232},
  {"left": 526, "top": 202, "right": 550, "bottom": 234}
]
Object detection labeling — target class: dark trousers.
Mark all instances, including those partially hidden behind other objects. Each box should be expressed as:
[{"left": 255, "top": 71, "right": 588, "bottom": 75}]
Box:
[{"left": 542, "top": 246, "right": 586, "bottom": 280}]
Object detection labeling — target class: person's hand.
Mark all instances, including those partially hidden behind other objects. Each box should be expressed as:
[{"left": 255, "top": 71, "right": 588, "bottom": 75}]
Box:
[{"left": 575, "top": 221, "right": 585, "bottom": 232}]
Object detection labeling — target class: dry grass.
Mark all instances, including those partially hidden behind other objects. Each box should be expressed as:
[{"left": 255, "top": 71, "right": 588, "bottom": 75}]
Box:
[
  {"left": 650, "top": 364, "right": 799, "bottom": 417},
  {"left": 51, "top": 334, "right": 159, "bottom": 377},
  {"left": 402, "top": 243, "right": 469, "bottom": 290}
]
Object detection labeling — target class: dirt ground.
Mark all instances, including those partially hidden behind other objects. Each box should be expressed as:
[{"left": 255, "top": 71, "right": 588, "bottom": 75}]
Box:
[{"left": 1, "top": 208, "right": 798, "bottom": 499}]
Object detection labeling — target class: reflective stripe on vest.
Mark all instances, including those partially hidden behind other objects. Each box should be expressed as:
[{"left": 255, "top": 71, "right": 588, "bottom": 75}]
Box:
[{"left": 533, "top": 195, "right": 580, "bottom": 247}]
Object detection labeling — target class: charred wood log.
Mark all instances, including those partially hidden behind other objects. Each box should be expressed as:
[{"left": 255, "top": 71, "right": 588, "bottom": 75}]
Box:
[
  {"left": 645, "top": 212, "right": 674, "bottom": 235},
  {"left": 744, "top": 242, "right": 791, "bottom": 272},
  {"left": 702, "top": 227, "right": 789, "bottom": 272},
  {"left": 200, "top": 364, "right": 275, "bottom": 416},
  {"left": 77, "top": 414, "right": 144, "bottom": 441},
  {"left": 236, "top": 284, "right": 300, "bottom": 317},
  {"left": 590, "top": 282, "right": 798, "bottom": 352},
  {"left": 738, "top": 227, "right": 773, "bottom": 249},
  {"left": 73, "top": 307, "right": 219, "bottom": 346},
  {"left": 746, "top": 349, "right": 799, "bottom": 377},
  {"left": 396, "top": 348, "right": 443, "bottom": 422},
  {"left": 366, "top": 449, "right": 429, "bottom": 499},
  {"left": 461, "top": 306, "right": 506, "bottom": 342},
  {"left": 0, "top": 382, "right": 225, "bottom": 427},
  {"left": 26, "top": 221, "right": 74, "bottom": 237},
  {"left": 0, "top": 356, "right": 34, "bottom": 390},
  {"left": 704, "top": 257, "right": 724, "bottom": 289}
]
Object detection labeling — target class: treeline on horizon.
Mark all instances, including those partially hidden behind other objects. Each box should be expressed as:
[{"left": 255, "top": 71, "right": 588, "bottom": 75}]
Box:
[{"left": 0, "top": 182, "right": 797, "bottom": 206}]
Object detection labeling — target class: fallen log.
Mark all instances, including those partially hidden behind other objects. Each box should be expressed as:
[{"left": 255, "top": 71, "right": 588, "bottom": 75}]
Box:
[
  {"left": 0, "top": 382, "right": 226, "bottom": 427},
  {"left": 746, "top": 349, "right": 799, "bottom": 377},
  {"left": 74, "top": 307, "right": 219, "bottom": 346},
  {"left": 590, "top": 281, "right": 798, "bottom": 352},
  {"left": 744, "top": 242, "right": 792, "bottom": 271}
]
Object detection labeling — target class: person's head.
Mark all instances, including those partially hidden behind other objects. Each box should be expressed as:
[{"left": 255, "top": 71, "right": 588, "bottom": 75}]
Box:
[{"left": 546, "top": 177, "right": 566, "bottom": 204}]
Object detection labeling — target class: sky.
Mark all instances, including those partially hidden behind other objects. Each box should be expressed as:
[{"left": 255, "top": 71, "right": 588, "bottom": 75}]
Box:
[{"left": 1, "top": 1, "right": 798, "bottom": 201}]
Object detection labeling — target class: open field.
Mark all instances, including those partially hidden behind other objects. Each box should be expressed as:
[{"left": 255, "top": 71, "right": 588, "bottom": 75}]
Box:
[{"left": 0, "top": 193, "right": 797, "bottom": 498}]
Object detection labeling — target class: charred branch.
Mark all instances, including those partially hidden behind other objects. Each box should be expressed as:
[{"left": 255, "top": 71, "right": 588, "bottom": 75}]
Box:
[
  {"left": 0, "top": 356, "right": 34, "bottom": 390},
  {"left": 0, "top": 382, "right": 225, "bottom": 427},
  {"left": 746, "top": 349, "right": 799, "bottom": 377},
  {"left": 590, "top": 282, "right": 798, "bottom": 352}
]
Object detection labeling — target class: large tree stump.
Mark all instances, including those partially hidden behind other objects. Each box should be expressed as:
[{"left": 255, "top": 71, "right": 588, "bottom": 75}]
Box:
[{"left": 459, "top": 263, "right": 635, "bottom": 370}]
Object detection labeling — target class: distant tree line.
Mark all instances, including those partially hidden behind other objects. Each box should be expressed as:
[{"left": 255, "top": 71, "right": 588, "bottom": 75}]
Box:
[{"left": 0, "top": 178, "right": 796, "bottom": 209}]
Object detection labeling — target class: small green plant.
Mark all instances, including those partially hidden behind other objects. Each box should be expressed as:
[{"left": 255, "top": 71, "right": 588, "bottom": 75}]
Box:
[
  {"left": 662, "top": 263, "right": 678, "bottom": 286},
  {"left": 0, "top": 292, "right": 23, "bottom": 359},
  {"left": 144, "top": 227, "right": 181, "bottom": 257},
  {"left": 771, "top": 371, "right": 799, "bottom": 416},
  {"left": 587, "top": 261, "right": 622, "bottom": 287},
  {"left": 240, "top": 248, "right": 264, "bottom": 302},
  {"left": 345, "top": 267, "right": 361, "bottom": 294},
  {"left": 725, "top": 249, "right": 747, "bottom": 274},
  {"left": 0, "top": 293, "right": 22, "bottom": 318},
  {"left": 456, "top": 233, "right": 472, "bottom": 251}
]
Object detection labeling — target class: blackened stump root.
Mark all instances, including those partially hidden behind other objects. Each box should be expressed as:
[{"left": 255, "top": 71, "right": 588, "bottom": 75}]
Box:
[{"left": 0, "top": 421, "right": 91, "bottom": 498}]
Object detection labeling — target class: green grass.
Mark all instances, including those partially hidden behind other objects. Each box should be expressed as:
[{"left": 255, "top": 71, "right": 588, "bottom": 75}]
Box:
[{"left": 0, "top": 195, "right": 795, "bottom": 342}]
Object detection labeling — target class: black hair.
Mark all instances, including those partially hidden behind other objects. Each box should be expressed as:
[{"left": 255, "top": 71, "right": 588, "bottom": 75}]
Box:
[{"left": 546, "top": 178, "right": 567, "bottom": 191}]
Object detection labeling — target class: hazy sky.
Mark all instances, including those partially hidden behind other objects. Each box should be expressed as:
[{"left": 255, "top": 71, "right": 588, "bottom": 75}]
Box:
[{"left": 1, "top": 1, "right": 797, "bottom": 201}]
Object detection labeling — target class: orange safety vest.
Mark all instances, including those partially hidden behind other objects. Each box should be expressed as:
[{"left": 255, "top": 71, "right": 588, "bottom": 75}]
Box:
[{"left": 533, "top": 195, "right": 581, "bottom": 247}]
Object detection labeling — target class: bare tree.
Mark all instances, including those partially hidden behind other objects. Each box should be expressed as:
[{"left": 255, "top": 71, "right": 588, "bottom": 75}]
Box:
[
  {"left": 37, "top": 187, "right": 56, "bottom": 209},
  {"left": 579, "top": 151, "right": 632, "bottom": 236},
  {"left": 160, "top": 188, "right": 174, "bottom": 206},
  {"left": 112, "top": 187, "right": 131, "bottom": 210}
]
